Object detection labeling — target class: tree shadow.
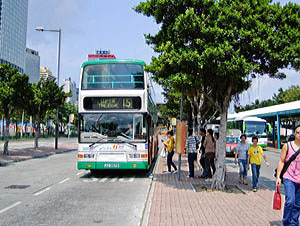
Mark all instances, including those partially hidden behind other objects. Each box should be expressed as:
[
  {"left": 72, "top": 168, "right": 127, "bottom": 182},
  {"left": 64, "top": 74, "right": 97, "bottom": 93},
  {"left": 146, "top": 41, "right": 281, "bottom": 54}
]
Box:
[
  {"left": 156, "top": 154, "right": 286, "bottom": 195},
  {"left": 269, "top": 221, "right": 283, "bottom": 226}
]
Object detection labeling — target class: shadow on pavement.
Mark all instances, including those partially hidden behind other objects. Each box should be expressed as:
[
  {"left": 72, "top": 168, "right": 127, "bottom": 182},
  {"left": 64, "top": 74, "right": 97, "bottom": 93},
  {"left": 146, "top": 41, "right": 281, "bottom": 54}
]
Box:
[{"left": 269, "top": 220, "right": 283, "bottom": 226}]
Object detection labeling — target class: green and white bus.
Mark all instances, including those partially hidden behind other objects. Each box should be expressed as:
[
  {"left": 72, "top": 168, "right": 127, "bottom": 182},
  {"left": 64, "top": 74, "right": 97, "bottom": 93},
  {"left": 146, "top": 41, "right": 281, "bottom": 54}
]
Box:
[
  {"left": 77, "top": 58, "right": 158, "bottom": 173},
  {"left": 227, "top": 116, "right": 270, "bottom": 148}
]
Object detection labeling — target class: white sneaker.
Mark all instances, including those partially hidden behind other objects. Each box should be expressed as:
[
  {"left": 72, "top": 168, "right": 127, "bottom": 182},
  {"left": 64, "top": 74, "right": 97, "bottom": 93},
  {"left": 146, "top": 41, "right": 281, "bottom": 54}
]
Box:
[
  {"left": 172, "top": 170, "right": 178, "bottom": 174},
  {"left": 163, "top": 171, "right": 172, "bottom": 174},
  {"left": 205, "top": 178, "right": 213, "bottom": 182}
]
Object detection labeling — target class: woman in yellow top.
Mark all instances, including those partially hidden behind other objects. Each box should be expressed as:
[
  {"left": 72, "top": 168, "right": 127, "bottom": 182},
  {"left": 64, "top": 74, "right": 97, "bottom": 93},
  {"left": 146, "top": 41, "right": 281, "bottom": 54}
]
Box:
[
  {"left": 247, "top": 136, "right": 269, "bottom": 192},
  {"left": 161, "top": 131, "right": 178, "bottom": 174}
]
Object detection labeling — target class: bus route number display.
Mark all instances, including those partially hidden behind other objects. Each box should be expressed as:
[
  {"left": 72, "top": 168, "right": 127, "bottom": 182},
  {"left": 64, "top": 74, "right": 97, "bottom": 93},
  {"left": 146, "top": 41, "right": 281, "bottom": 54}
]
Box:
[{"left": 84, "top": 97, "right": 141, "bottom": 110}]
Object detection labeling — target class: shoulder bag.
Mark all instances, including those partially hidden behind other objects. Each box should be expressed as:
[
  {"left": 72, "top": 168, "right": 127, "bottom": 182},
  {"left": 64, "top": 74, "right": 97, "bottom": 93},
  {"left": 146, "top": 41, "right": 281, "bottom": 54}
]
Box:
[{"left": 274, "top": 142, "right": 300, "bottom": 184}]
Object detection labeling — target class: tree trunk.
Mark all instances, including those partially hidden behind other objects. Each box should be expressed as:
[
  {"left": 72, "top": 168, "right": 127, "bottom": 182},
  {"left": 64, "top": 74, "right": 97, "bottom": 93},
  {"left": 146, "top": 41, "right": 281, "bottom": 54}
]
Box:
[
  {"left": 211, "top": 110, "right": 227, "bottom": 190},
  {"left": 3, "top": 116, "right": 10, "bottom": 155},
  {"left": 34, "top": 121, "right": 40, "bottom": 150}
]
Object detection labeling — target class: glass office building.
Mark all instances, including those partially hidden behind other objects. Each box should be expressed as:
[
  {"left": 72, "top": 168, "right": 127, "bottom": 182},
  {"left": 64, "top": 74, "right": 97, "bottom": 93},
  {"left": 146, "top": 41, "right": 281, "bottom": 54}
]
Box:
[{"left": 0, "top": 0, "right": 28, "bottom": 73}]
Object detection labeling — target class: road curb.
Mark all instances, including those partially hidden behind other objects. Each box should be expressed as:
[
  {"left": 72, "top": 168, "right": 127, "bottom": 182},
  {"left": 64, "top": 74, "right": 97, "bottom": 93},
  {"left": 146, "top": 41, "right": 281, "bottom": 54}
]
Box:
[
  {"left": 139, "top": 146, "right": 162, "bottom": 226},
  {"left": 0, "top": 149, "right": 76, "bottom": 167}
]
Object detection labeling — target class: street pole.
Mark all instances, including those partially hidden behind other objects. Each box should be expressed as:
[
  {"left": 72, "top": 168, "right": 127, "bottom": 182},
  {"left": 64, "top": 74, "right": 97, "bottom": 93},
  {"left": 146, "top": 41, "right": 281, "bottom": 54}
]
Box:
[
  {"left": 35, "top": 27, "right": 61, "bottom": 149},
  {"left": 55, "top": 29, "right": 61, "bottom": 149},
  {"left": 178, "top": 92, "right": 184, "bottom": 181}
]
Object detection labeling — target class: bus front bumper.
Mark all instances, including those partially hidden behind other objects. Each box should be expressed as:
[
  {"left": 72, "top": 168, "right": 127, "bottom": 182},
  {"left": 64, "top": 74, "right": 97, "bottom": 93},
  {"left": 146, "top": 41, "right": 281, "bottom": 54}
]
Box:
[{"left": 77, "top": 161, "right": 148, "bottom": 170}]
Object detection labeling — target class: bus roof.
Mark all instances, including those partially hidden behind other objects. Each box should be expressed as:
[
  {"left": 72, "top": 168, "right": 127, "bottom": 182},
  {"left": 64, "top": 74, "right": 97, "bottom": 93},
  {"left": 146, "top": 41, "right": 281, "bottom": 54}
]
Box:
[
  {"left": 81, "top": 59, "right": 145, "bottom": 68},
  {"left": 230, "top": 116, "right": 266, "bottom": 122}
]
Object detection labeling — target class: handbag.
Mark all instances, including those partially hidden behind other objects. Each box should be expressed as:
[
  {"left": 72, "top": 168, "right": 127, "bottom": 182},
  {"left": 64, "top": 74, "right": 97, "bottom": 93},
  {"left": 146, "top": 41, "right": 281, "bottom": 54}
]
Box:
[
  {"left": 274, "top": 142, "right": 300, "bottom": 184},
  {"left": 273, "top": 184, "right": 281, "bottom": 210},
  {"left": 160, "top": 147, "right": 166, "bottom": 158}
]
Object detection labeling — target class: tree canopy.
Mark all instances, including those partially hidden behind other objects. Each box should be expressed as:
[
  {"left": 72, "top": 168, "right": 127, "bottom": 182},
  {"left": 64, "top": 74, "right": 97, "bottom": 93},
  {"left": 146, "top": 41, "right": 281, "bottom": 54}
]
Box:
[
  {"left": 135, "top": 0, "right": 300, "bottom": 190},
  {"left": 26, "top": 78, "right": 68, "bottom": 149},
  {"left": 0, "top": 64, "right": 32, "bottom": 154}
]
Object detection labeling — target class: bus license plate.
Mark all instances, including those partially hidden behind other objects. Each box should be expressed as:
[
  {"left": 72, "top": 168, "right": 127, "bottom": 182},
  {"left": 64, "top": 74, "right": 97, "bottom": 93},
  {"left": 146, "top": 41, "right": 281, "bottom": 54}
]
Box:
[{"left": 104, "top": 163, "right": 119, "bottom": 168}]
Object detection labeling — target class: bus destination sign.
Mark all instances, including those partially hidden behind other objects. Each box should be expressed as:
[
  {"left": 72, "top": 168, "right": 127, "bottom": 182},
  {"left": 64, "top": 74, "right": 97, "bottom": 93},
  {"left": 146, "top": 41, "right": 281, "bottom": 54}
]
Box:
[{"left": 84, "top": 97, "right": 141, "bottom": 110}]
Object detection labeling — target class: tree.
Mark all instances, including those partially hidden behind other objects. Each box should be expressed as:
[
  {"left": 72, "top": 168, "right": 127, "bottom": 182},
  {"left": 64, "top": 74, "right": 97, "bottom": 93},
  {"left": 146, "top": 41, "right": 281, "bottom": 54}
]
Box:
[
  {"left": 0, "top": 64, "right": 32, "bottom": 154},
  {"left": 135, "top": 0, "right": 300, "bottom": 190},
  {"left": 26, "top": 78, "right": 67, "bottom": 149}
]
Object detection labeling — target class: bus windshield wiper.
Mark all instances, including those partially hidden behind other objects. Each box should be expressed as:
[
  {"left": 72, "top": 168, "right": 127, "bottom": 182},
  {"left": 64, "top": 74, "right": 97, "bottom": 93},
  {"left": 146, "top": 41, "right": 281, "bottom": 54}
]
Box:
[
  {"left": 113, "top": 138, "right": 137, "bottom": 150},
  {"left": 89, "top": 136, "right": 107, "bottom": 148}
]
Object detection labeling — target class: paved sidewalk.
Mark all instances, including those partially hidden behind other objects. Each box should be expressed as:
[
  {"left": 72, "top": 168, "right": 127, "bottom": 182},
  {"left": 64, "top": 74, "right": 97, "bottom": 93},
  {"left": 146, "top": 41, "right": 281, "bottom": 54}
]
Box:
[
  {"left": 147, "top": 152, "right": 283, "bottom": 226},
  {"left": 0, "top": 139, "right": 77, "bottom": 166}
]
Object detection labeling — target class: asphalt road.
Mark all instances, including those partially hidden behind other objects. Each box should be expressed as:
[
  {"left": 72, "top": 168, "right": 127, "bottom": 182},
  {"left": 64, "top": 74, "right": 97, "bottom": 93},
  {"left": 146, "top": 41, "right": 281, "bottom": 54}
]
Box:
[{"left": 0, "top": 148, "right": 152, "bottom": 226}]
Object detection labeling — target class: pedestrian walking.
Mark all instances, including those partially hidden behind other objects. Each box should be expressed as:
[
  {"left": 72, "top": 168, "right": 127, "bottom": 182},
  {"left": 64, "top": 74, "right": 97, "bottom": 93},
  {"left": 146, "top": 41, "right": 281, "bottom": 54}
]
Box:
[
  {"left": 185, "top": 128, "right": 199, "bottom": 178},
  {"left": 162, "top": 130, "right": 178, "bottom": 174},
  {"left": 198, "top": 128, "right": 208, "bottom": 179},
  {"left": 247, "top": 136, "right": 269, "bottom": 192},
  {"left": 234, "top": 134, "right": 250, "bottom": 185},
  {"left": 204, "top": 129, "right": 216, "bottom": 181},
  {"left": 276, "top": 125, "right": 300, "bottom": 226}
]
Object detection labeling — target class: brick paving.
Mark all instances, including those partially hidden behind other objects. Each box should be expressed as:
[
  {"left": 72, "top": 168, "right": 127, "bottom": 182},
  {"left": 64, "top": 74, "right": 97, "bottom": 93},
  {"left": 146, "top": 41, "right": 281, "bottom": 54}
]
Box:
[{"left": 148, "top": 153, "right": 283, "bottom": 226}]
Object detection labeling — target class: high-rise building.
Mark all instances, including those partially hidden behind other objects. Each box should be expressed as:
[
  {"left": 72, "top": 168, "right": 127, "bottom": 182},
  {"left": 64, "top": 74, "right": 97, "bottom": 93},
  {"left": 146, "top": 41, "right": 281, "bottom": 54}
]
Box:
[
  {"left": 0, "top": 0, "right": 28, "bottom": 73},
  {"left": 25, "top": 48, "right": 40, "bottom": 83},
  {"left": 62, "top": 77, "right": 77, "bottom": 105},
  {"left": 40, "top": 67, "right": 56, "bottom": 81}
]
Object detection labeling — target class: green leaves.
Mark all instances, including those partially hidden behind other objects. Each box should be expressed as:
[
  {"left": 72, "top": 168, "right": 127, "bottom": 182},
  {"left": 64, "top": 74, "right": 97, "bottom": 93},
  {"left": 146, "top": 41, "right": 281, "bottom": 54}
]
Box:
[
  {"left": 27, "top": 78, "right": 67, "bottom": 122},
  {"left": 0, "top": 63, "right": 31, "bottom": 115},
  {"left": 135, "top": 0, "right": 300, "bottom": 111}
]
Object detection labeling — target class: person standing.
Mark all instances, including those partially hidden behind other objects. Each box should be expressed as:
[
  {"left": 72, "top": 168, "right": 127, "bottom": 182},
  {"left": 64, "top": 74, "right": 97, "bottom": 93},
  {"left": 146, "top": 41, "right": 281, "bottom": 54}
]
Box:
[
  {"left": 198, "top": 128, "right": 208, "bottom": 178},
  {"left": 204, "top": 129, "right": 216, "bottom": 181},
  {"left": 162, "top": 131, "right": 178, "bottom": 174},
  {"left": 276, "top": 125, "right": 300, "bottom": 226},
  {"left": 185, "top": 128, "right": 199, "bottom": 178},
  {"left": 247, "top": 136, "right": 269, "bottom": 192},
  {"left": 234, "top": 134, "right": 250, "bottom": 185}
]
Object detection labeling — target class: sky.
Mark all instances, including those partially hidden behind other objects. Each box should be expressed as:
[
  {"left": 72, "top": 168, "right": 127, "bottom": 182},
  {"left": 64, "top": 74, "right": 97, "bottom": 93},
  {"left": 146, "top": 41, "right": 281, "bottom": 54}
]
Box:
[{"left": 26, "top": 0, "right": 299, "bottom": 107}]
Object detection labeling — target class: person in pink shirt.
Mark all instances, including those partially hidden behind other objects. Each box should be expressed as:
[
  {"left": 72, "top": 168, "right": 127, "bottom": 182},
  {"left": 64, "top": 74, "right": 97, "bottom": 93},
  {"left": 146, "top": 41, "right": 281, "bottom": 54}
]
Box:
[{"left": 276, "top": 125, "right": 300, "bottom": 226}]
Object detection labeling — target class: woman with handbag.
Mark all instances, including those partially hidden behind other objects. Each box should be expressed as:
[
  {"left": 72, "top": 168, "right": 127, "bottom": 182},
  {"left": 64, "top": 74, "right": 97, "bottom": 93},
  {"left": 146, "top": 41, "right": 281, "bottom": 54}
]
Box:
[
  {"left": 162, "top": 130, "right": 178, "bottom": 174},
  {"left": 276, "top": 125, "right": 300, "bottom": 226}
]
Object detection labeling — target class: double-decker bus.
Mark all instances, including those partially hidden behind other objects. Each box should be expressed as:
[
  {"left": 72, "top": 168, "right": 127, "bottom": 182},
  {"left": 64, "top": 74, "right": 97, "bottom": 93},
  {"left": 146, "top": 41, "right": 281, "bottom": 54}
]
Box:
[{"left": 77, "top": 58, "right": 158, "bottom": 173}]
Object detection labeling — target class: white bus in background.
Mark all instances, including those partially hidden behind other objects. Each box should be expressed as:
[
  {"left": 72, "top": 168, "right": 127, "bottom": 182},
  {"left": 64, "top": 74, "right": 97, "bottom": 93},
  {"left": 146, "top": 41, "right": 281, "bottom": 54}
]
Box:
[{"left": 227, "top": 116, "right": 270, "bottom": 148}]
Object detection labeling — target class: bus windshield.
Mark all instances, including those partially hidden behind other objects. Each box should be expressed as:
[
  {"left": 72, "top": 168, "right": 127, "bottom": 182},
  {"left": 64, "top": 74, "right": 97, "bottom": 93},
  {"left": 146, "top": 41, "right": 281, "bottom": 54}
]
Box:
[
  {"left": 245, "top": 121, "right": 267, "bottom": 137},
  {"left": 79, "top": 113, "right": 146, "bottom": 143},
  {"left": 82, "top": 63, "right": 144, "bottom": 90}
]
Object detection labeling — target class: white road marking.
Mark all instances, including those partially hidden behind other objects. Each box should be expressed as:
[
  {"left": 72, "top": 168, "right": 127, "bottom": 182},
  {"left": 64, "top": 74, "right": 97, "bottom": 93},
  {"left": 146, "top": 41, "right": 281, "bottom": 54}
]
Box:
[
  {"left": 110, "top": 177, "right": 119, "bottom": 182},
  {"left": 99, "top": 177, "right": 109, "bottom": 182},
  {"left": 58, "top": 178, "right": 70, "bottom": 184},
  {"left": 76, "top": 172, "right": 84, "bottom": 176},
  {"left": 82, "top": 176, "right": 136, "bottom": 183},
  {"left": 0, "top": 202, "right": 22, "bottom": 214},
  {"left": 34, "top": 187, "right": 51, "bottom": 196},
  {"left": 119, "top": 177, "right": 135, "bottom": 182}
]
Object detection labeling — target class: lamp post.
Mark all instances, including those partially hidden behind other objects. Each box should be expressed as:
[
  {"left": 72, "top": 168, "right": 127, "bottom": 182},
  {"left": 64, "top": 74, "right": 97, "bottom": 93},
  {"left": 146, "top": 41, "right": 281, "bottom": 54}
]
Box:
[{"left": 35, "top": 26, "right": 61, "bottom": 149}]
